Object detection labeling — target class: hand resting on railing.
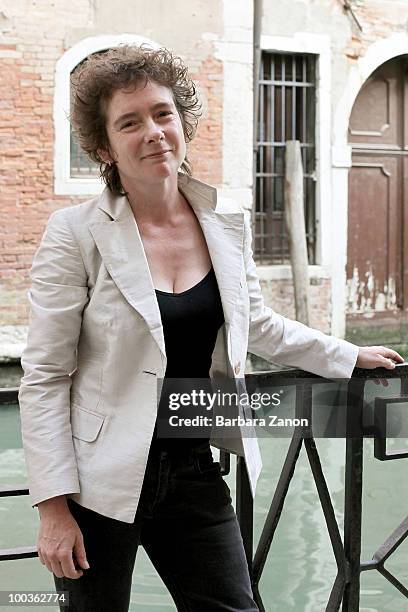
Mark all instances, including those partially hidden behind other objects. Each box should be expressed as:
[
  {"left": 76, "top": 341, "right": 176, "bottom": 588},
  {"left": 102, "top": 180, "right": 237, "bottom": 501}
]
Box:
[{"left": 356, "top": 346, "right": 404, "bottom": 386}]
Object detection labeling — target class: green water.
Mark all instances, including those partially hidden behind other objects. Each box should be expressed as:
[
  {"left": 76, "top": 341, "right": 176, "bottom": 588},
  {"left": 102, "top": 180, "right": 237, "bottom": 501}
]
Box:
[{"left": 0, "top": 385, "right": 407, "bottom": 611}]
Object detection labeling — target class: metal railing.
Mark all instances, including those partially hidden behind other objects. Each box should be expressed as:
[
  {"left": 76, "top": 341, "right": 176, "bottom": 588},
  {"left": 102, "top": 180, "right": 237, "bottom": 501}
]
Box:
[
  {"left": 0, "top": 385, "right": 36, "bottom": 561},
  {"left": 1, "top": 366, "right": 408, "bottom": 611},
  {"left": 230, "top": 365, "right": 408, "bottom": 611}
]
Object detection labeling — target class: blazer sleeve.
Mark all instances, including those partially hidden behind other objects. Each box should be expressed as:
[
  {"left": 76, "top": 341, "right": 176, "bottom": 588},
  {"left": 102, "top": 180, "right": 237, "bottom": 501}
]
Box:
[
  {"left": 18, "top": 208, "right": 88, "bottom": 507},
  {"left": 243, "top": 211, "right": 359, "bottom": 378}
]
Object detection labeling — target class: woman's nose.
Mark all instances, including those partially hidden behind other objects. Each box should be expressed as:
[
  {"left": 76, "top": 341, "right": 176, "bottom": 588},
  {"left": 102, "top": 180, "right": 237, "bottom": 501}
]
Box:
[{"left": 143, "top": 119, "right": 164, "bottom": 143}]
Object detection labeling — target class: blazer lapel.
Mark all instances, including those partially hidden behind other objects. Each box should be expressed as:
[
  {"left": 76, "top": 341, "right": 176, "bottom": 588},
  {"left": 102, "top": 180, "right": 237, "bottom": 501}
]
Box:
[
  {"left": 179, "top": 175, "right": 245, "bottom": 327},
  {"left": 88, "top": 176, "right": 245, "bottom": 360},
  {"left": 89, "top": 191, "right": 166, "bottom": 357},
  {"left": 206, "top": 210, "right": 245, "bottom": 327}
]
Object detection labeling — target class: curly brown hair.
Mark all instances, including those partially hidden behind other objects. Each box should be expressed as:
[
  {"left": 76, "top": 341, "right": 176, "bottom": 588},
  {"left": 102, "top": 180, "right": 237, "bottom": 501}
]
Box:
[{"left": 70, "top": 44, "right": 202, "bottom": 195}]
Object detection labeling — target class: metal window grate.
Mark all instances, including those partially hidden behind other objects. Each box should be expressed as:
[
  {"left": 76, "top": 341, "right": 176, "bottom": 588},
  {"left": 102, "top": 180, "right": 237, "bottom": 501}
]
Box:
[{"left": 254, "top": 52, "right": 317, "bottom": 264}]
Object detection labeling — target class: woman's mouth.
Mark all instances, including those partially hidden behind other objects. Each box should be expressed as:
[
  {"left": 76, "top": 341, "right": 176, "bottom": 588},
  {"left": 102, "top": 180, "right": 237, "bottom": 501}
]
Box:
[{"left": 144, "top": 150, "right": 170, "bottom": 159}]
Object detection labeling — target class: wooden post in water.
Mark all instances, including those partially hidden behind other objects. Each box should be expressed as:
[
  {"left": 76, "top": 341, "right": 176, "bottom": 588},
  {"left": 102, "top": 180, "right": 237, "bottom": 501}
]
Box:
[{"left": 284, "top": 140, "right": 310, "bottom": 325}]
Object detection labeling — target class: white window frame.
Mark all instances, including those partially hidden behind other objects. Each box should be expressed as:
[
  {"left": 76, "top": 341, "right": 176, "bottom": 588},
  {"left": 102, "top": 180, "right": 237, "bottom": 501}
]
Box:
[
  {"left": 54, "top": 34, "right": 160, "bottom": 196},
  {"left": 259, "top": 33, "right": 332, "bottom": 276}
]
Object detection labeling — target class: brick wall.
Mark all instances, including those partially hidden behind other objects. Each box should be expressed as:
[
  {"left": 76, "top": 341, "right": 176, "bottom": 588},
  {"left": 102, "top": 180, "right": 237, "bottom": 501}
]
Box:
[
  {"left": 259, "top": 278, "right": 332, "bottom": 334},
  {"left": 344, "top": 1, "right": 408, "bottom": 57},
  {"left": 188, "top": 56, "right": 223, "bottom": 185},
  {"left": 0, "top": 44, "right": 64, "bottom": 325}
]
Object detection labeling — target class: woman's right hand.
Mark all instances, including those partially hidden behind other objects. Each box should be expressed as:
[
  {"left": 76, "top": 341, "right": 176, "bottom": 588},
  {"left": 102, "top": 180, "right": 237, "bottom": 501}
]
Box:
[{"left": 37, "top": 496, "right": 90, "bottom": 579}]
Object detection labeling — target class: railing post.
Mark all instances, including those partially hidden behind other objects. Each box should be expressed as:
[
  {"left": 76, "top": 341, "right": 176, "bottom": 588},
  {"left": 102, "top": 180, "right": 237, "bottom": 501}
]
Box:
[{"left": 342, "top": 379, "right": 365, "bottom": 611}]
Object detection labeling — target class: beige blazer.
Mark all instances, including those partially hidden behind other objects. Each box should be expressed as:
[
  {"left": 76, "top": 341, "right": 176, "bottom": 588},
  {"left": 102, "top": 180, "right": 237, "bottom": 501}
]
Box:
[{"left": 18, "top": 173, "right": 359, "bottom": 523}]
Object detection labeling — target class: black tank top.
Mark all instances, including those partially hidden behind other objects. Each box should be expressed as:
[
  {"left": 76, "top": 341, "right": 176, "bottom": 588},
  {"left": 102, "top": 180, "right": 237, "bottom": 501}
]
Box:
[{"left": 151, "top": 267, "right": 224, "bottom": 452}]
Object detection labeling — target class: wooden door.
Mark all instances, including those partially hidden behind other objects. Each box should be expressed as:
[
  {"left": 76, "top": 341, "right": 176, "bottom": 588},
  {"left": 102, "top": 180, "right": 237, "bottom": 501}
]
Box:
[{"left": 346, "top": 56, "right": 408, "bottom": 344}]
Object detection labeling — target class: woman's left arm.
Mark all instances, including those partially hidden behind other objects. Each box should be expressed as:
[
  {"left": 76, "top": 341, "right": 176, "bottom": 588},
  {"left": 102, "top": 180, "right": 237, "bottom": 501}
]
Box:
[{"left": 242, "top": 211, "right": 403, "bottom": 377}]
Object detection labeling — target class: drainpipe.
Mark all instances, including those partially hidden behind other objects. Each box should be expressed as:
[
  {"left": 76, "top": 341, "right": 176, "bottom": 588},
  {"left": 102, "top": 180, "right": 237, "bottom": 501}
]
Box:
[{"left": 252, "top": 0, "right": 263, "bottom": 232}]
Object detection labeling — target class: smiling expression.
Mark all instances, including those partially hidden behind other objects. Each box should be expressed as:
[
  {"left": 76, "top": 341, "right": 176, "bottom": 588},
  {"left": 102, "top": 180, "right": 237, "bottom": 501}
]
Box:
[{"left": 100, "top": 79, "right": 187, "bottom": 190}]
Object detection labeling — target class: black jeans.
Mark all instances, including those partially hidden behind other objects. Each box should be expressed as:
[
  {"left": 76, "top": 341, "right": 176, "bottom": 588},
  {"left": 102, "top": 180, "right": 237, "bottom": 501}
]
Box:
[{"left": 54, "top": 442, "right": 259, "bottom": 612}]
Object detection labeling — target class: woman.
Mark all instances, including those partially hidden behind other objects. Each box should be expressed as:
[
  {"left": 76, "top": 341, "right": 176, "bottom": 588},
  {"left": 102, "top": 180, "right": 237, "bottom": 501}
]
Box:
[{"left": 18, "top": 45, "right": 403, "bottom": 612}]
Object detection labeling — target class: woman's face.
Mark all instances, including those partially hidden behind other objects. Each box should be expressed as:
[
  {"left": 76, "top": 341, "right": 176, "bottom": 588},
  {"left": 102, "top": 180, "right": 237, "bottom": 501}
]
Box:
[{"left": 101, "top": 79, "right": 187, "bottom": 190}]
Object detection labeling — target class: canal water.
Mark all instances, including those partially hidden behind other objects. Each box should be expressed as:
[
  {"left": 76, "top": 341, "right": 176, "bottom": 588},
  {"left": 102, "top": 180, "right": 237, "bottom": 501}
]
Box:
[{"left": 0, "top": 368, "right": 407, "bottom": 611}]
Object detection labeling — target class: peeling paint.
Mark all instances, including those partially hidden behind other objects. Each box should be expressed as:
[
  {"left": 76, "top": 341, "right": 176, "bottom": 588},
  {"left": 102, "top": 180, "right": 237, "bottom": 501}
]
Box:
[
  {"left": 375, "top": 292, "right": 386, "bottom": 310},
  {"left": 386, "top": 276, "right": 397, "bottom": 309},
  {"left": 346, "top": 266, "right": 397, "bottom": 313}
]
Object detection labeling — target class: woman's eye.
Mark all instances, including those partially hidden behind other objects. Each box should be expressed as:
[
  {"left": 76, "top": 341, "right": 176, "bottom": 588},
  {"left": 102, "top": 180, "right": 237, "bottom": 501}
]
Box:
[
  {"left": 159, "top": 111, "right": 173, "bottom": 117},
  {"left": 121, "top": 120, "right": 140, "bottom": 130}
]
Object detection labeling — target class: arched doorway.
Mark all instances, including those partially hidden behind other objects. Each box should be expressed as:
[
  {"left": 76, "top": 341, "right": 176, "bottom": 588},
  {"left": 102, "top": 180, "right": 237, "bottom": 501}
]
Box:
[{"left": 346, "top": 55, "right": 408, "bottom": 344}]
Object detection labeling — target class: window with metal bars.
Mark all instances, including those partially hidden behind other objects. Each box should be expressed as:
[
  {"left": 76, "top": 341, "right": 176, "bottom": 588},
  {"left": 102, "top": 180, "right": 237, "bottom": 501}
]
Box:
[
  {"left": 69, "top": 61, "right": 100, "bottom": 179},
  {"left": 70, "top": 130, "right": 99, "bottom": 177},
  {"left": 254, "top": 52, "right": 317, "bottom": 264}
]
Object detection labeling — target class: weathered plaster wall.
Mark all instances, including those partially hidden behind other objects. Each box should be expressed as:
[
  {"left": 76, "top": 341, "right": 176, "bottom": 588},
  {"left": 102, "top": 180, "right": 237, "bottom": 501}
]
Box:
[{"left": 262, "top": 0, "right": 408, "bottom": 339}]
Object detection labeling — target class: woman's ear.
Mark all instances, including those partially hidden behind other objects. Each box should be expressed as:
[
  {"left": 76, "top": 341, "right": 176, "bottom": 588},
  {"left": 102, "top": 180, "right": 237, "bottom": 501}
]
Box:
[{"left": 97, "top": 148, "right": 113, "bottom": 164}]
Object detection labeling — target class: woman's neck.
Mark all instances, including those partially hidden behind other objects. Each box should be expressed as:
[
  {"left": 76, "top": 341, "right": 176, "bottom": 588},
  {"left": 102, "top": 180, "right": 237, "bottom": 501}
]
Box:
[{"left": 123, "top": 175, "right": 185, "bottom": 225}]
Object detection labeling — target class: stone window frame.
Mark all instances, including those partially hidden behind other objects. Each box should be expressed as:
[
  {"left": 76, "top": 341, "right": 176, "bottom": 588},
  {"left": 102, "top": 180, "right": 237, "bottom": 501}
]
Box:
[{"left": 53, "top": 33, "right": 159, "bottom": 196}]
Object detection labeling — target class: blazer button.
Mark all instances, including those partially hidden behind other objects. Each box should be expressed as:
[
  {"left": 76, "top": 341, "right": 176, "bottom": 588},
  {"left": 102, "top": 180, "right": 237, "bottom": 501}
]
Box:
[{"left": 234, "top": 361, "right": 241, "bottom": 375}]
